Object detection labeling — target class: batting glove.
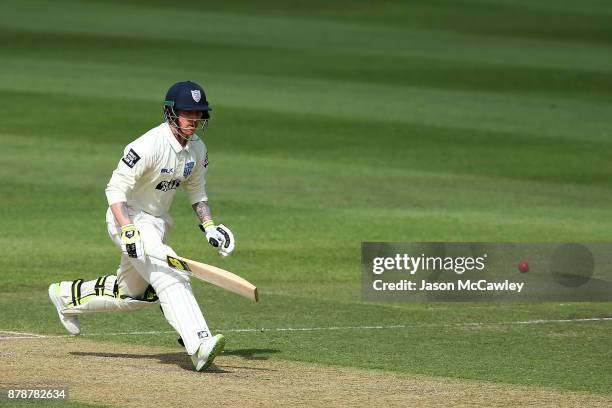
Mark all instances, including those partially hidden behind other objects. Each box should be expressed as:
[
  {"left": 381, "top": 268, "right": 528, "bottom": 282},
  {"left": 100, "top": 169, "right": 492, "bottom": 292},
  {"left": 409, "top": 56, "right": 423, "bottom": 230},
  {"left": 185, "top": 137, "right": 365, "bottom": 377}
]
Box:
[
  {"left": 199, "top": 220, "right": 237, "bottom": 257},
  {"left": 120, "top": 224, "right": 145, "bottom": 259},
  {"left": 216, "top": 224, "right": 235, "bottom": 257},
  {"left": 199, "top": 220, "right": 226, "bottom": 249}
]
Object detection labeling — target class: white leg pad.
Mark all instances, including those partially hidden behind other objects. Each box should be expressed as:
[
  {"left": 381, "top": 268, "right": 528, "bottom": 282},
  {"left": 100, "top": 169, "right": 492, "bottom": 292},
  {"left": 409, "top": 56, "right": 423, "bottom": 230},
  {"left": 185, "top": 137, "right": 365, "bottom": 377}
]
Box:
[
  {"left": 156, "top": 280, "right": 212, "bottom": 355},
  {"left": 62, "top": 296, "right": 157, "bottom": 315},
  {"left": 59, "top": 274, "right": 158, "bottom": 316}
]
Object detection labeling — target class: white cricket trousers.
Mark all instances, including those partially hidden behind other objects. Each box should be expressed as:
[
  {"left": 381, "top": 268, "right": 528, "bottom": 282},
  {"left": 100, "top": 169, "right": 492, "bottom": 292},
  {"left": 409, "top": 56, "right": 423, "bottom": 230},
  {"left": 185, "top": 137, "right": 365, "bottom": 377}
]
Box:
[{"left": 59, "top": 208, "right": 214, "bottom": 355}]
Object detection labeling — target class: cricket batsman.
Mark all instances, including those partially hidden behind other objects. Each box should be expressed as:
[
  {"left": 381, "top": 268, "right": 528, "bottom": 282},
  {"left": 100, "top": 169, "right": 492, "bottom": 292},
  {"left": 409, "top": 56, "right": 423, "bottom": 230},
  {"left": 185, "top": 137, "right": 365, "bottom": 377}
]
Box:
[{"left": 48, "top": 81, "right": 233, "bottom": 371}]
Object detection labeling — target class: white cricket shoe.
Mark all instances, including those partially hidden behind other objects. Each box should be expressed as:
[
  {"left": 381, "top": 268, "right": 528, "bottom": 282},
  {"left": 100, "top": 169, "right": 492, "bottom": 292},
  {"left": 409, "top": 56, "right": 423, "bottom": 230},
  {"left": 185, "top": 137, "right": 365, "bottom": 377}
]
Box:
[
  {"left": 48, "top": 283, "right": 80, "bottom": 335},
  {"left": 191, "top": 334, "right": 225, "bottom": 371}
]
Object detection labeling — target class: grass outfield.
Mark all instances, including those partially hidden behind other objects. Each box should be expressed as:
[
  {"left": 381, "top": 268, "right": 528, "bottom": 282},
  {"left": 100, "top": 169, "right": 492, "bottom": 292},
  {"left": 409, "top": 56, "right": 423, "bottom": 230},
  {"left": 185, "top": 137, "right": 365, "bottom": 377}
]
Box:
[{"left": 1, "top": 0, "right": 612, "bottom": 405}]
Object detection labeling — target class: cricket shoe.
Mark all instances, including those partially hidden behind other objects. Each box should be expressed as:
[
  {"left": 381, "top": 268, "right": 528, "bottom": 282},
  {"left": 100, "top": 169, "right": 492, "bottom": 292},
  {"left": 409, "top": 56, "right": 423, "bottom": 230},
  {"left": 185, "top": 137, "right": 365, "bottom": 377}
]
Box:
[
  {"left": 191, "top": 334, "right": 225, "bottom": 371},
  {"left": 48, "top": 283, "right": 80, "bottom": 335}
]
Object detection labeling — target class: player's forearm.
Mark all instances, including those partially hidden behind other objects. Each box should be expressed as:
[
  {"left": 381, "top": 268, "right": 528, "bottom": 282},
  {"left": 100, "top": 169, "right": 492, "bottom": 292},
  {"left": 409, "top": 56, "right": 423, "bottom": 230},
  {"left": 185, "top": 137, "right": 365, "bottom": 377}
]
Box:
[
  {"left": 110, "top": 202, "right": 133, "bottom": 227},
  {"left": 192, "top": 201, "right": 213, "bottom": 224}
]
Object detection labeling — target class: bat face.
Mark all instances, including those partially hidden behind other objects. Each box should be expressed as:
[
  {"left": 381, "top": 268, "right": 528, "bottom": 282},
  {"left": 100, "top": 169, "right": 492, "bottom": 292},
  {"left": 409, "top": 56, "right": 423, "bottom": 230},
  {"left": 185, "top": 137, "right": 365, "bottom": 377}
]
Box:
[{"left": 166, "top": 255, "right": 258, "bottom": 302}]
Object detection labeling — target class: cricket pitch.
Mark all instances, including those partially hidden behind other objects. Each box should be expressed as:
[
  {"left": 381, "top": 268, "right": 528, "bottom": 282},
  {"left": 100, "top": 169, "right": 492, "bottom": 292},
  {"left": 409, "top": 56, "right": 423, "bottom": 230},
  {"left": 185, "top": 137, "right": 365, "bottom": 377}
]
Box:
[{"left": 1, "top": 337, "right": 611, "bottom": 407}]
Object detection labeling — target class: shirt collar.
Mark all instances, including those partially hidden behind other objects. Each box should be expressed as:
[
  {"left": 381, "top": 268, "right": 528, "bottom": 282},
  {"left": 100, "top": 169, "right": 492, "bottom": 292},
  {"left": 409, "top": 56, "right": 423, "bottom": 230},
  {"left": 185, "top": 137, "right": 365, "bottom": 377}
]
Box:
[{"left": 162, "top": 122, "right": 186, "bottom": 153}]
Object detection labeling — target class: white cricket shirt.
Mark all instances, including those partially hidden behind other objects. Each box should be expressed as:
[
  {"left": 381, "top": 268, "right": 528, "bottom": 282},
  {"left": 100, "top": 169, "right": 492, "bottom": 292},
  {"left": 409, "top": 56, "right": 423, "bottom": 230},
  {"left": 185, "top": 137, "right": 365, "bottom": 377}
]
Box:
[{"left": 105, "top": 122, "right": 209, "bottom": 216}]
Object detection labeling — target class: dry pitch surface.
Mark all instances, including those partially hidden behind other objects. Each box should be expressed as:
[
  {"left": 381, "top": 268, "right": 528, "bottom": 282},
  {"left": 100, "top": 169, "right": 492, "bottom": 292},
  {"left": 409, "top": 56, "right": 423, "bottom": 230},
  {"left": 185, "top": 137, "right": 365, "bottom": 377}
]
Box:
[{"left": 1, "top": 336, "right": 611, "bottom": 407}]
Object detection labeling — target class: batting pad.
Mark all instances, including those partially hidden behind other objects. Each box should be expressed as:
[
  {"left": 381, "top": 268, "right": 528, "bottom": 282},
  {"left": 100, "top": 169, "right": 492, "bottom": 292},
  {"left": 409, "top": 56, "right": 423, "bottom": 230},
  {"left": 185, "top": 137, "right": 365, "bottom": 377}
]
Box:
[
  {"left": 62, "top": 296, "right": 157, "bottom": 315},
  {"left": 60, "top": 275, "right": 159, "bottom": 315},
  {"left": 157, "top": 280, "right": 212, "bottom": 355}
]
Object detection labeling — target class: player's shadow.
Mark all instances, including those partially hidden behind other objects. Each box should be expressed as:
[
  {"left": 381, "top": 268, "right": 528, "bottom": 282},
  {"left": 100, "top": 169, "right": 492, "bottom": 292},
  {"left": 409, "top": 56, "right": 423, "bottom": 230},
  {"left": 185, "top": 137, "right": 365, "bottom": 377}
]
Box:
[
  {"left": 70, "top": 348, "right": 281, "bottom": 372},
  {"left": 70, "top": 351, "right": 229, "bottom": 373},
  {"left": 223, "top": 348, "right": 280, "bottom": 361}
]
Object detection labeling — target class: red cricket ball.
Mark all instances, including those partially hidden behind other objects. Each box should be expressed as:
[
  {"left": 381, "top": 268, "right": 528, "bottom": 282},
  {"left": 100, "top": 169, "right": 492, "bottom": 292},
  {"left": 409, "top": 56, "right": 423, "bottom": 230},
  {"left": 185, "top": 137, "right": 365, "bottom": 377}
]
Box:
[{"left": 518, "top": 260, "right": 529, "bottom": 273}]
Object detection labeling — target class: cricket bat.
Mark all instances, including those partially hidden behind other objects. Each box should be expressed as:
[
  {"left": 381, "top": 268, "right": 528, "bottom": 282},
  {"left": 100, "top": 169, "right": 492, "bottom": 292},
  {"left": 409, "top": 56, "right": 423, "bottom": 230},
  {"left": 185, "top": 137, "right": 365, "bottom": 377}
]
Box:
[{"left": 165, "top": 254, "right": 258, "bottom": 302}]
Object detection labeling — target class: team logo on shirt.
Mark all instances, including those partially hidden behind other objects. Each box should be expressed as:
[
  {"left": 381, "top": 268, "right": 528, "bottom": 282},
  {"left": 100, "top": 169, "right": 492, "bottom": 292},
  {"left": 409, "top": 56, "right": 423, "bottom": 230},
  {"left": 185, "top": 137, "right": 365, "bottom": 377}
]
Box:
[
  {"left": 183, "top": 162, "right": 195, "bottom": 177},
  {"left": 160, "top": 167, "right": 173, "bottom": 174},
  {"left": 121, "top": 149, "right": 141, "bottom": 168},
  {"left": 155, "top": 179, "right": 181, "bottom": 192},
  {"left": 191, "top": 90, "right": 201, "bottom": 102}
]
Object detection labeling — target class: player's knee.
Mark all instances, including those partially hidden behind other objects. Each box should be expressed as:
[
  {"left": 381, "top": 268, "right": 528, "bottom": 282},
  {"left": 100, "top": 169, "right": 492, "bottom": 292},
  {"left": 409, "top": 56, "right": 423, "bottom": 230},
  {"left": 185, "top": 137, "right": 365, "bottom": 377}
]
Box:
[{"left": 148, "top": 266, "right": 190, "bottom": 294}]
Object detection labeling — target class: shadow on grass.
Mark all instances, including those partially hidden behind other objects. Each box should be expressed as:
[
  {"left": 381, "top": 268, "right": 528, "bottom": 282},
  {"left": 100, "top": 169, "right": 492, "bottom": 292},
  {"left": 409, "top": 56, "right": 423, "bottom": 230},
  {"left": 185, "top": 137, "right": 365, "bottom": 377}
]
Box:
[
  {"left": 70, "top": 351, "right": 230, "bottom": 372},
  {"left": 223, "top": 348, "right": 281, "bottom": 360},
  {"left": 69, "top": 347, "right": 281, "bottom": 372}
]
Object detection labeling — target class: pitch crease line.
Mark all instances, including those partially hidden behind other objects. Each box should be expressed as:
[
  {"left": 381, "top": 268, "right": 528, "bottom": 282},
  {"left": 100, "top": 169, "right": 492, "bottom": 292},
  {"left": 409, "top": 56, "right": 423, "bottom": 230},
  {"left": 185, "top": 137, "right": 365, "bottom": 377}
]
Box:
[
  {"left": 0, "top": 330, "right": 49, "bottom": 339},
  {"left": 2, "top": 317, "right": 610, "bottom": 340},
  {"left": 74, "top": 316, "right": 612, "bottom": 335}
]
